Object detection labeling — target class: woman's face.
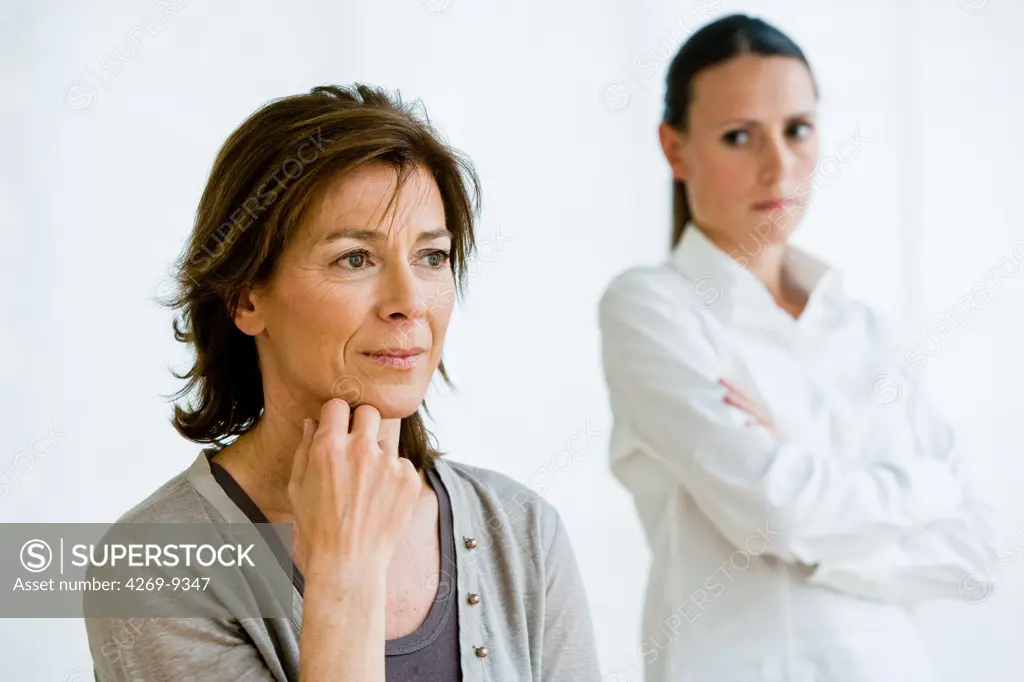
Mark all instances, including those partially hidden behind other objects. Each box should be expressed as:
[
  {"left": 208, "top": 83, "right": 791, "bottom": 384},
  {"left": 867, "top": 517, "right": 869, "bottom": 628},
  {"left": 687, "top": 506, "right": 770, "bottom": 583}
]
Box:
[
  {"left": 660, "top": 54, "right": 819, "bottom": 249},
  {"left": 237, "top": 163, "right": 455, "bottom": 420}
]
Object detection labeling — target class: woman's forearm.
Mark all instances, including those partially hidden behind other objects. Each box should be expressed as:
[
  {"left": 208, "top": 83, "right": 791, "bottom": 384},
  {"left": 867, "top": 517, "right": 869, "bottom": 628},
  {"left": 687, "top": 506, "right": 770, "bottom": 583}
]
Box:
[
  {"left": 299, "top": 563, "right": 388, "bottom": 682},
  {"left": 289, "top": 405, "right": 423, "bottom": 681}
]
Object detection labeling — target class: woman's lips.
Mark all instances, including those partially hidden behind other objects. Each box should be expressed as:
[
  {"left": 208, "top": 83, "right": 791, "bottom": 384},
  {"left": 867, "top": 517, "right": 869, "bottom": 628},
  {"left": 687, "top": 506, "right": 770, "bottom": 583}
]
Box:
[
  {"left": 752, "top": 198, "right": 791, "bottom": 211},
  {"left": 362, "top": 351, "right": 424, "bottom": 370}
]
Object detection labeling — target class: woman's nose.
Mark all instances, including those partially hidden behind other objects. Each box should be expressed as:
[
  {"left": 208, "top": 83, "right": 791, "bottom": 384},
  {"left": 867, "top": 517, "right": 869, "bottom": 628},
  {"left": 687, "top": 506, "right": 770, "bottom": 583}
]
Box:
[
  {"left": 378, "top": 262, "right": 427, "bottom": 320},
  {"left": 759, "top": 134, "right": 793, "bottom": 186}
]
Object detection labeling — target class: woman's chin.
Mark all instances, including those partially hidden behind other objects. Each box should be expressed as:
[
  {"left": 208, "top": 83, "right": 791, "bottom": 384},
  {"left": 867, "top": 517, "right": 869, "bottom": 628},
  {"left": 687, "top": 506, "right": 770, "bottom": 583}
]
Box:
[
  {"left": 353, "top": 387, "right": 427, "bottom": 420},
  {"left": 328, "top": 374, "right": 427, "bottom": 415},
  {"left": 756, "top": 208, "right": 803, "bottom": 240}
]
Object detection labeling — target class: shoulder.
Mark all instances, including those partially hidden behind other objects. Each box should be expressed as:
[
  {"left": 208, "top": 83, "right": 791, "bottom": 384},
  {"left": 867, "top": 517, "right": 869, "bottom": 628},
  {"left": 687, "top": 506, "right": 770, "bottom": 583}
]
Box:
[
  {"left": 114, "top": 469, "right": 215, "bottom": 525},
  {"left": 600, "top": 263, "right": 693, "bottom": 310},
  {"left": 437, "top": 459, "right": 562, "bottom": 555},
  {"left": 598, "top": 264, "right": 720, "bottom": 372},
  {"left": 439, "top": 459, "right": 557, "bottom": 522},
  {"left": 84, "top": 466, "right": 220, "bottom": 600},
  {"left": 599, "top": 263, "right": 709, "bottom": 329}
]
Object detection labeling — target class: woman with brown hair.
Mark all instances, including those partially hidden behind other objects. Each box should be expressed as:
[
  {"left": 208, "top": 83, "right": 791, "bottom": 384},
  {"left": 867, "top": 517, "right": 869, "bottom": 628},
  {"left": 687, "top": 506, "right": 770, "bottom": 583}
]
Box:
[{"left": 85, "top": 84, "right": 599, "bottom": 681}]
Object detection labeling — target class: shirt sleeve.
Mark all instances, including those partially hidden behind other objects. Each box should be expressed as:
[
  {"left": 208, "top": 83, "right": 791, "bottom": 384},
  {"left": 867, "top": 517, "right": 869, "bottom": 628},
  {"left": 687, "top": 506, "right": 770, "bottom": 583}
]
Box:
[
  {"left": 541, "top": 511, "right": 602, "bottom": 682},
  {"left": 86, "top": 617, "right": 280, "bottom": 682},
  {"left": 598, "top": 270, "right": 966, "bottom": 567},
  {"left": 802, "top": 311, "right": 1004, "bottom": 603}
]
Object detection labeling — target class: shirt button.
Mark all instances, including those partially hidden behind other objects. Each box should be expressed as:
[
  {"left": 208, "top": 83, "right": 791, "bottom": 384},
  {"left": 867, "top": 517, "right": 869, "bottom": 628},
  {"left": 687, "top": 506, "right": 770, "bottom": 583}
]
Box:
[
  {"left": 475, "top": 646, "right": 489, "bottom": 658},
  {"left": 464, "top": 537, "right": 478, "bottom": 549},
  {"left": 467, "top": 593, "right": 481, "bottom": 605}
]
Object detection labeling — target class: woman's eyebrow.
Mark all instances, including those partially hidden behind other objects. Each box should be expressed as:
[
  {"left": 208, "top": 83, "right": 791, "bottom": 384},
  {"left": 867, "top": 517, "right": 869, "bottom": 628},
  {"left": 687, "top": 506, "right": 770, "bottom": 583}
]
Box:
[
  {"left": 717, "top": 117, "right": 758, "bottom": 127},
  {"left": 715, "top": 111, "right": 815, "bottom": 128},
  {"left": 320, "top": 227, "right": 449, "bottom": 244},
  {"left": 417, "top": 228, "right": 450, "bottom": 242},
  {"left": 322, "top": 228, "right": 380, "bottom": 244}
]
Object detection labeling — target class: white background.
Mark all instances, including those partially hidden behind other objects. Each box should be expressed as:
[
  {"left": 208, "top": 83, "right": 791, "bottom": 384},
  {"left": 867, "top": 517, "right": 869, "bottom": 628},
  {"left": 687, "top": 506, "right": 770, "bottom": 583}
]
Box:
[{"left": 2, "top": 0, "right": 1022, "bottom": 679}]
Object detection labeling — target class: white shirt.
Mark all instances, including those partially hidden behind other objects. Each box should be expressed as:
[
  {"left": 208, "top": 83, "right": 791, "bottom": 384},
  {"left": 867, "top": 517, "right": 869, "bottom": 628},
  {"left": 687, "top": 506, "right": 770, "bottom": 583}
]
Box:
[{"left": 598, "top": 224, "right": 1002, "bottom": 682}]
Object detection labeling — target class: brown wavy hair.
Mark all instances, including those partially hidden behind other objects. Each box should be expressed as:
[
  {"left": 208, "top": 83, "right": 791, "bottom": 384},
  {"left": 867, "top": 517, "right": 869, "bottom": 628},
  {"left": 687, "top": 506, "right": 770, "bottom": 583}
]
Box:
[{"left": 159, "top": 84, "right": 481, "bottom": 470}]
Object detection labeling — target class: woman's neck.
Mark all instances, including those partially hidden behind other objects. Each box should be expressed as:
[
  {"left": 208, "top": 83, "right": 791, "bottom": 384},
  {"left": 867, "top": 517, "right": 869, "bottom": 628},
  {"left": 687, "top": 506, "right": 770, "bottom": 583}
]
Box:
[
  {"left": 212, "top": 408, "right": 403, "bottom": 518},
  {"left": 696, "top": 224, "right": 807, "bottom": 318}
]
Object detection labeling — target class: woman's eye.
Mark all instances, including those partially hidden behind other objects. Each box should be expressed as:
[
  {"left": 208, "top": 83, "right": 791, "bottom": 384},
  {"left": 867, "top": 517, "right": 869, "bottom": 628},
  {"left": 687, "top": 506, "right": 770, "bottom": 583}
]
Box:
[
  {"left": 337, "top": 250, "right": 371, "bottom": 269},
  {"left": 789, "top": 121, "right": 813, "bottom": 140},
  {"left": 421, "top": 250, "right": 450, "bottom": 268},
  {"left": 723, "top": 129, "right": 749, "bottom": 146}
]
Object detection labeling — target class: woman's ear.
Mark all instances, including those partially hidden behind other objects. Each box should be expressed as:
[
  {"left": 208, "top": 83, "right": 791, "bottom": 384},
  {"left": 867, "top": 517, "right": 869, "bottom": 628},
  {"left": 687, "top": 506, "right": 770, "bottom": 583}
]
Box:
[
  {"left": 232, "top": 286, "right": 266, "bottom": 337},
  {"left": 658, "top": 122, "right": 690, "bottom": 182}
]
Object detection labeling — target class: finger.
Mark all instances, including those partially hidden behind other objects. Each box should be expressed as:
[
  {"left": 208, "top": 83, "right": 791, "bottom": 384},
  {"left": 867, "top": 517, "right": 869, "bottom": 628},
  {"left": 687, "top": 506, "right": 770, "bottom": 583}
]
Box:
[
  {"left": 722, "top": 385, "right": 772, "bottom": 421},
  {"left": 725, "top": 391, "right": 775, "bottom": 427},
  {"left": 718, "top": 377, "right": 743, "bottom": 394},
  {"left": 350, "top": 404, "right": 382, "bottom": 444},
  {"left": 744, "top": 415, "right": 773, "bottom": 427},
  {"left": 319, "top": 398, "right": 352, "bottom": 440},
  {"left": 719, "top": 377, "right": 756, "bottom": 405},
  {"left": 723, "top": 389, "right": 761, "bottom": 417},
  {"left": 394, "top": 455, "right": 419, "bottom": 481},
  {"left": 376, "top": 418, "right": 402, "bottom": 457},
  {"left": 289, "top": 418, "right": 315, "bottom": 485}
]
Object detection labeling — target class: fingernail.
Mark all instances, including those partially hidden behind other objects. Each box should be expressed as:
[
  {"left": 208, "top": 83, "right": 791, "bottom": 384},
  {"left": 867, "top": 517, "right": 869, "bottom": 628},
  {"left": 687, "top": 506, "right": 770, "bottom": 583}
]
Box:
[{"left": 302, "top": 419, "right": 310, "bottom": 437}]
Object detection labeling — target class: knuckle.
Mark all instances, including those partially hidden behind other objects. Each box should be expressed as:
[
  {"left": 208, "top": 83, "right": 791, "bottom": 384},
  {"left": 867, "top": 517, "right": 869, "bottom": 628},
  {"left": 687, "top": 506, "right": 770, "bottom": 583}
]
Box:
[
  {"left": 349, "top": 432, "right": 380, "bottom": 457},
  {"left": 331, "top": 426, "right": 347, "bottom": 445},
  {"left": 313, "top": 433, "right": 345, "bottom": 459},
  {"left": 396, "top": 459, "right": 420, "bottom": 485}
]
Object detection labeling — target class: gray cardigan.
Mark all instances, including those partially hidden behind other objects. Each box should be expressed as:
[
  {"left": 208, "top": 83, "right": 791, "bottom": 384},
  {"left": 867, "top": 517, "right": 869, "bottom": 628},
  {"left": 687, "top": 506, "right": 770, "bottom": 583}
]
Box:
[{"left": 84, "top": 451, "right": 601, "bottom": 681}]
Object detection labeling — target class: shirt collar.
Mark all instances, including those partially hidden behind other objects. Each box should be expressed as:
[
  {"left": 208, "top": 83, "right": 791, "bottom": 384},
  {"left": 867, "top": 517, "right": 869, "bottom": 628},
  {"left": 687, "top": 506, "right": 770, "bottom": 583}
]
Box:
[{"left": 668, "top": 222, "right": 842, "bottom": 327}]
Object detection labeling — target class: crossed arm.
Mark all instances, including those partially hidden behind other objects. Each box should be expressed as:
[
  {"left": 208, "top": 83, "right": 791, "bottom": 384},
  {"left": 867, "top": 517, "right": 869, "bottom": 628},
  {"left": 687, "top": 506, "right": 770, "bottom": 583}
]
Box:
[{"left": 599, "top": 272, "right": 1003, "bottom": 604}]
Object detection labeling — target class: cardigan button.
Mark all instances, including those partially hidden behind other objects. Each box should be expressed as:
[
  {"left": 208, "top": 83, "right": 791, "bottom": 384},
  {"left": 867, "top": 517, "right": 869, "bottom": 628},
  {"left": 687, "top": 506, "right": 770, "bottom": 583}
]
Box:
[
  {"left": 475, "top": 646, "right": 489, "bottom": 658},
  {"left": 467, "top": 592, "right": 481, "bottom": 605},
  {"left": 464, "top": 537, "right": 478, "bottom": 549}
]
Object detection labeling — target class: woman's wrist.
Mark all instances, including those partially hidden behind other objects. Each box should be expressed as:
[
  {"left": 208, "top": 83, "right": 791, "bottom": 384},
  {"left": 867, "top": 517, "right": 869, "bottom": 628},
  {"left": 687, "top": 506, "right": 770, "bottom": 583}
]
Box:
[{"left": 303, "top": 552, "right": 389, "bottom": 596}]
